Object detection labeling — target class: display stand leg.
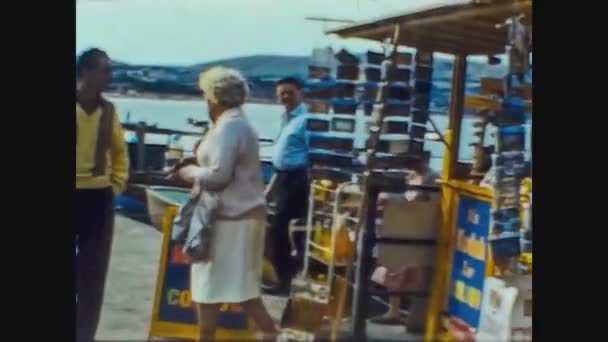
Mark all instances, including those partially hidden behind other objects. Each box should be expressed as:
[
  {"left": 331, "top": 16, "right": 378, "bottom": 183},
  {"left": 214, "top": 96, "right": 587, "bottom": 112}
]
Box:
[{"left": 351, "top": 186, "right": 379, "bottom": 339}]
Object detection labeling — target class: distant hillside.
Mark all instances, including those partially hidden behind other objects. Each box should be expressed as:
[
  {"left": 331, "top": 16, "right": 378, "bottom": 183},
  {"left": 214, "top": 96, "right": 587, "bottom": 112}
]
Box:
[
  {"left": 104, "top": 54, "right": 513, "bottom": 110},
  {"left": 188, "top": 55, "right": 311, "bottom": 79}
]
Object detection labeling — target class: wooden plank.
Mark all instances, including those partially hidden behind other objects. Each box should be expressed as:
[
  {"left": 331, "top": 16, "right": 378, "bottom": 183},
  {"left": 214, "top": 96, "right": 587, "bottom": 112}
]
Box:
[
  {"left": 464, "top": 95, "right": 532, "bottom": 112},
  {"left": 398, "top": 27, "right": 503, "bottom": 55},
  {"left": 394, "top": 2, "right": 528, "bottom": 31},
  {"left": 329, "top": 1, "right": 531, "bottom": 55},
  {"left": 359, "top": 27, "right": 504, "bottom": 55},
  {"left": 432, "top": 23, "right": 506, "bottom": 45},
  {"left": 480, "top": 78, "right": 532, "bottom": 100},
  {"left": 480, "top": 78, "right": 505, "bottom": 95}
]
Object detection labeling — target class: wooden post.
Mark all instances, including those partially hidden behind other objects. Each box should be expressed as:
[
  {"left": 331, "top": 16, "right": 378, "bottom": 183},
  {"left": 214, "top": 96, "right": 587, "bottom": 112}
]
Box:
[
  {"left": 447, "top": 55, "right": 467, "bottom": 179},
  {"left": 351, "top": 184, "right": 379, "bottom": 339},
  {"left": 424, "top": 55, "right": 467, "bottom": 342},
  {"left": 136, "top": 122, "right": 146, "bottom": 172}
]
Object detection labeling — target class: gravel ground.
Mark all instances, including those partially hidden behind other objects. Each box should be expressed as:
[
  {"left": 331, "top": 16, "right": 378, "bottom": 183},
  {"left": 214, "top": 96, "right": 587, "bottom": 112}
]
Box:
[{"left": 95, "top": 215, "right": 422, "bottom": 341}]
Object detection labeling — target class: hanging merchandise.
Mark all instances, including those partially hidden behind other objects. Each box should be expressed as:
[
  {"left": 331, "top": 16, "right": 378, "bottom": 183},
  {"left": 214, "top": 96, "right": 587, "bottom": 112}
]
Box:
[
  {"left": 494, "top": 152, "right": 526, "bottom": 179},
  {"left": 492, "top": 208, "right": 520, "bottom": 230},
  {"left": 395, "top": 51, "right": 413, "bottom": 65},
  {"left": 364, "top": 61, "right": 413, "bottom": 165},
  {"left": 360, "top": 55, "right": 381, "bottom": 116},
  {"left": 360, "top": 82, "right": 379, "bottom": 103},
  {"left": 332, "top": 117, "right": 356, "bottom": 133},
  {"left": 469, "top": 112, "right": 493, "bottom": 180},
  {"left": 382, "top": 100, "right": 411, "bottom": 117},
  {"left": 489, "top": 152, "right": 523, "bottom": 260},
  {"left": 306, "top": 117, "right": 331, "bottom": 132},
  {"left": 336, "top": 64, "right": 359, "bottom": 80},
  {"left": 311, "top": 47, "right": 335, "bottom": 68},
  {"left": 307, "top": 49, "right": 353, "bottom": 183},
  {"left": 309, "top": 133, "right": 354, "bottom": 153},
  {"left": 308, "top": 65, "right": 331, "bottom": 80},
  {"left": 334, "top": 81, "right": 356, "bottom": 99},
  {"left": 309, "top": 47, "right": 334, "bottom": 80},
  {"left": 496, "top": 126, "right": 526, "bottom": 152},
  {"left": 488, "top": 15, "right": 531, "bottom": 263},
  {"left": 369, "top": 137, "right": 410, "bottom": 155},
  {"left": 385, "top": 84, "right": 411, "bottom": 101},
  {"left": 410, "top": 124, "right": 427, "bottom": 140},
  {"left": 366, "top": 51, "right": 385, "bottom": 65},
  {"left": 385, "top": 66, "right": 411, "bottom": 83},
  {"left": 362, "top": 65, "right": 382, "bottom": 82},
  {"left": 331, "top": 98, "right": 359, "bottom": 115},
  {"left": 406, "top": 50, "right": 433, "bottom": 159},
  {"left": 334, "top": 49, "right": 359, "bottom": 81},
  {"left": 411, "top": 109, "right": 429, "bottom": 124},
  {"left": 414, "top": 66, "right": 433, "bottom": 81},
  {"left": 379, "top": 120, "right": 409, "bottom": 135},
  {"left": 414, "top": 79, "right": 432, "bottom": 93},
  {"left": 412, "top": 94, "right": 430, "bottom": 110},
  {"left": 306, "top": 47, "right": 335, "bottom": 117},
  {"left": 334, "top": 48, "right": 360, "bottom": 65},
  {"left": 308, "top": 100, "right": 331, "bottom": 114},
  {"left": 306, "top": 80, "right": 335, "bottom": 100}
]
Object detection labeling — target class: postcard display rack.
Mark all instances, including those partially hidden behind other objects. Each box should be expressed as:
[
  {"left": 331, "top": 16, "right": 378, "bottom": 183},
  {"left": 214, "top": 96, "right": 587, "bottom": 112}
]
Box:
[
  {"left": 304, "top": 48, "right": 435, "bottom": 181},
  {"left": 279, "top": 48, "right": 439, "bottom": 341},
  {"left": 350, "top": 50, "right": 441, "bottom": 339},
  {"left": 280, "top": 49, "right": 366, "bottom": 341},
  {"left": 475, "top": 15, "right": 533, "bottom": 342},
  {"left": 486, "top": 15, "right": 531, "bottom": 265}
]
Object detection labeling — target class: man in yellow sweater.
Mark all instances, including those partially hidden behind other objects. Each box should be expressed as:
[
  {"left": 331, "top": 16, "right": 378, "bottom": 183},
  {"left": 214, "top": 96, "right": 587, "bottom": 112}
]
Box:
[{"left": 76, "top": 48, "right": 129, "bottom": 342}]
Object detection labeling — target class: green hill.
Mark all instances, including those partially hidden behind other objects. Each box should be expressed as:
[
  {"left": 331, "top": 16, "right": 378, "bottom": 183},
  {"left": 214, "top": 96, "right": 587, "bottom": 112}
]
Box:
[{"left": 107, "top": 54, "right": 513, "bottom": 108}]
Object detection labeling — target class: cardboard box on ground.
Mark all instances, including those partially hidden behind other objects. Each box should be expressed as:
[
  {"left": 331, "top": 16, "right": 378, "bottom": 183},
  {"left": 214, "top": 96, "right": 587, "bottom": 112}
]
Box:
[
  {"left": 375, "top": 197, "right": 441, "bottom": 332},
  {"left": 477, "top": 274, "right": 532, "bottom": 342}
]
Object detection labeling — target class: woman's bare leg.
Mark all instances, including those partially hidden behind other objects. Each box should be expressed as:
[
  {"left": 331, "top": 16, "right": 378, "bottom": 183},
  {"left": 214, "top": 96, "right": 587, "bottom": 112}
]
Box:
[
  {"left": 196, "top": 303, "right": 220, "bottom": 342},
  {"left": 241, "top": 297, "right": 279, "bottom": 339}
]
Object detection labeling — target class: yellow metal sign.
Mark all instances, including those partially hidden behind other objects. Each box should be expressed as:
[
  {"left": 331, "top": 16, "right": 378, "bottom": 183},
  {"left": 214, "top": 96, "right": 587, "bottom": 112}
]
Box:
[{"left": 148, "top": 207, "right": 254, "bottom": 340}]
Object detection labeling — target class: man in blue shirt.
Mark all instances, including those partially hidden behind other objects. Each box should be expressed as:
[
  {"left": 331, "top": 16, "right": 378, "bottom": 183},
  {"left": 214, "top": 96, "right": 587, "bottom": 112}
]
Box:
[{"left": 265, "top": 77, "right": 310, "bottom": 294}]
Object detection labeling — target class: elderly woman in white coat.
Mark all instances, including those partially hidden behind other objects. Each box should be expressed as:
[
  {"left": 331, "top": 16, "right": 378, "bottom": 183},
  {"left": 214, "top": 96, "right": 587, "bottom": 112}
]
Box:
[{"left": 172, "top": 66, "right": 278, "bottom": 341}]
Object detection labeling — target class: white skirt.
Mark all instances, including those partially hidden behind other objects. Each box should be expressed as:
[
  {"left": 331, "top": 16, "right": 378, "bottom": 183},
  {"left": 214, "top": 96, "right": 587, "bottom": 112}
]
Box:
[{"left": 191, "top": 218, "right": 266, "bottom": 303}]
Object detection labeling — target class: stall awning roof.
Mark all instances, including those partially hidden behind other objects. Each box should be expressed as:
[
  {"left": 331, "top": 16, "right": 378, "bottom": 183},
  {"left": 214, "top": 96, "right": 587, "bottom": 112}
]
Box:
[{"left": 326, "top": 0, "right": 532, "bottom": 56}]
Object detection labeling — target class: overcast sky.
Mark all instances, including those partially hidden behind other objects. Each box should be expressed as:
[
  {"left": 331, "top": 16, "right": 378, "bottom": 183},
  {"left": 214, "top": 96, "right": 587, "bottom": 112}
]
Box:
[{"left": 76, "top": 0, "right": 454, "bottom": 65}]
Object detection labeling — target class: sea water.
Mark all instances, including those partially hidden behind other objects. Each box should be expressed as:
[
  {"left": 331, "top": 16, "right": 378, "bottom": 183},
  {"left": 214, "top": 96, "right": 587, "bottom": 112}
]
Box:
[{"left": 111, "top": 97, "right": 531, "bottom": 173}]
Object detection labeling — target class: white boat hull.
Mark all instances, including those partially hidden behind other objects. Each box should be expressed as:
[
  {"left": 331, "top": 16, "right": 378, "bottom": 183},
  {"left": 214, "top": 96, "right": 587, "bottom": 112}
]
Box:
[{"left": 145, "top": 186, "right": 191, "bottom": 231}]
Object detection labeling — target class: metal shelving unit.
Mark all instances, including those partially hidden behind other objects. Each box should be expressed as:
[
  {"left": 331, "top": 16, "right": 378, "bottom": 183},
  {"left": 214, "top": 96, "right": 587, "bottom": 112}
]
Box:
[{"left": 301, "top": 182, "right": 362, "bottom": 290}]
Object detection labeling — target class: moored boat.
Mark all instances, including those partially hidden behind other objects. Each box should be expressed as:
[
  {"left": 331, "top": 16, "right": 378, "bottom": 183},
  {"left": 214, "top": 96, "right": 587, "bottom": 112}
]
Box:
[
  {"left": 145, "top": 186, "right": 191, "bottom": 231},
  {"left": 116, "top": 119, "right": 275, "bottom": 226}
]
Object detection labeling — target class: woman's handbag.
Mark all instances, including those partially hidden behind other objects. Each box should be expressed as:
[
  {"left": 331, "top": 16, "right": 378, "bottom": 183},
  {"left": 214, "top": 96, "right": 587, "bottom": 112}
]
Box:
[{"left": 172, "top": 191, "right": 221, "bottom": 263}]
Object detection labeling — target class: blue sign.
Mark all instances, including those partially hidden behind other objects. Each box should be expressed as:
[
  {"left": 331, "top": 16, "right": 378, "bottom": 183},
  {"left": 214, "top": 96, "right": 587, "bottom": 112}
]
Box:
[
  {"left": 447, "top": 195, "right": 491, "bottom": 329},
  {"left": 156, "top": 239, "right": 248, "bottom": 328},
  {"left": 150, "top": 210, "right": 249, "bottom": 336}
]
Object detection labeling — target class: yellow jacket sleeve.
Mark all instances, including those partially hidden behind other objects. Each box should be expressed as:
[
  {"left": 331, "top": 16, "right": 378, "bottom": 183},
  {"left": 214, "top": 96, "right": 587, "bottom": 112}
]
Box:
[{"left": 110, "top": 111, "right": 129, "bottom": 196}]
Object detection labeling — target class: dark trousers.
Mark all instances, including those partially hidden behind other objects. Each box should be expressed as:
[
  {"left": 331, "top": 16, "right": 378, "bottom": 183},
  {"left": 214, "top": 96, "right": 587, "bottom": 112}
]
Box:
[
  {"left": 270, "top": 168, "right": 309, "bottom": 287},
  {"left": 76, "top": 188, "right": 115, "bottom": 342}
]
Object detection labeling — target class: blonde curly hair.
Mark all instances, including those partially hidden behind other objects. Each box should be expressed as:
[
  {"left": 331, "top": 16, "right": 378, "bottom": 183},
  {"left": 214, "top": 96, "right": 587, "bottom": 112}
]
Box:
[{"left": 198, "top": 66, "right": 249, "bottom": 108}]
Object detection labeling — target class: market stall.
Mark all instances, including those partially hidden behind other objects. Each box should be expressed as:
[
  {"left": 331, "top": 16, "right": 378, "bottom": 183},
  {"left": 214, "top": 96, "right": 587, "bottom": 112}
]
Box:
[
  {"left": 328, "top": 0, "right": 532, "bottom": 340},
  {"left": 279, "top": 27, "right": 445, "bottom": 340}
]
